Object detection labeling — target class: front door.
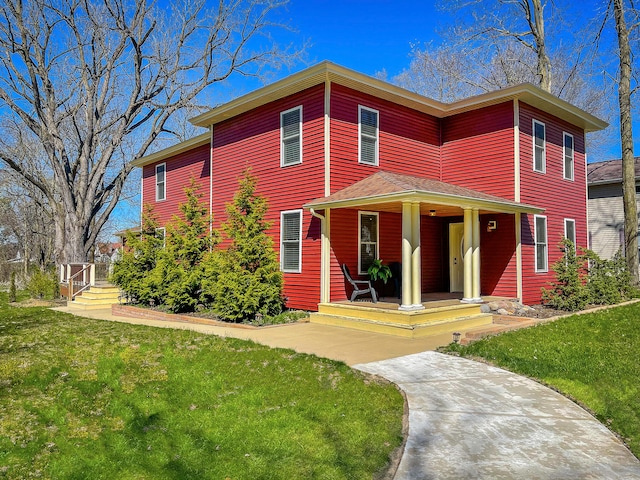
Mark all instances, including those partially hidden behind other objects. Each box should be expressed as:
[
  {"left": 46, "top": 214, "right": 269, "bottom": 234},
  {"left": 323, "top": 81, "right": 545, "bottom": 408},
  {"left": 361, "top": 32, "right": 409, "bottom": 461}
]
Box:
[{"left": 449, "top": 223, "right": 464, "bottom": 292}]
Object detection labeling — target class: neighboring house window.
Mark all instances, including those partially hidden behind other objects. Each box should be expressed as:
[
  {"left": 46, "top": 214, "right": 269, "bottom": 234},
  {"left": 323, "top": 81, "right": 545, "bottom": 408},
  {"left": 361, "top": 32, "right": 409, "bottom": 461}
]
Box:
[
  {"left": 533, "top": 120, "right": 546, "bottom": 173},
  {"left": 535, "top": 215, "right": 548, "bottom": 272},
  {"left": 155, "top": 227, "right": 166, "bottom": 248},
  {"left": 155, "top": 163, "right": 166, "bottom": 201},
  {"left": 359, "top": 211, "right": 379, "bottom": 274},
  {"left": 563, "top": 132, "right": 574, "bottom": 180},
  {"left": 564, "top": 218, "right": 576, "bottom": 246},
  {"left": 359, "top": 105, "right": 379, "bottom": 166},
  {"left": 281, "top": 210, "right": 302, "bottom": 272},
  {"left": 281, "top": 106, "right": 302, "bottom": 167}
]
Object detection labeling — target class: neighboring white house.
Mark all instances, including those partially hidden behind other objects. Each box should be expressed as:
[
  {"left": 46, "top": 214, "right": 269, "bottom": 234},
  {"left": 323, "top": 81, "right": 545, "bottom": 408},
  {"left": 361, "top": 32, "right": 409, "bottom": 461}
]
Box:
[{"left": 587, "top": 158, "right": 640, "bottom": 259}]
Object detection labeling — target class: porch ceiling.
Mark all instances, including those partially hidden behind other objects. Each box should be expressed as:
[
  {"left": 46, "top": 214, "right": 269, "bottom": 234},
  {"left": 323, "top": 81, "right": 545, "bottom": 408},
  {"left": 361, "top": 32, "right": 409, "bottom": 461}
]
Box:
[{"left": 304, "top": 171, "right": 544, "bottom": 216}]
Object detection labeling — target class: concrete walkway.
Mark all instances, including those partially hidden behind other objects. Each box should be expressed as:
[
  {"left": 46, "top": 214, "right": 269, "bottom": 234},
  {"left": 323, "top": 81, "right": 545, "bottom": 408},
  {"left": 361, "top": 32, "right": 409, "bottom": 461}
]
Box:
[
  {"left": 57, "top": 307, "right": 640, "bottom": 479},
  {"left": 355, "top": 351, "right": 640, "bottom": 479}
]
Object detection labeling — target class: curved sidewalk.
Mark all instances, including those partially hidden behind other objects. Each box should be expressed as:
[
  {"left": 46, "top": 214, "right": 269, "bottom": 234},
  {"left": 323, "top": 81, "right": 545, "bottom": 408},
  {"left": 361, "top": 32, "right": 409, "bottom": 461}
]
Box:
[{"left": 354, "top": 351, "right": 640, "bottom": 480}]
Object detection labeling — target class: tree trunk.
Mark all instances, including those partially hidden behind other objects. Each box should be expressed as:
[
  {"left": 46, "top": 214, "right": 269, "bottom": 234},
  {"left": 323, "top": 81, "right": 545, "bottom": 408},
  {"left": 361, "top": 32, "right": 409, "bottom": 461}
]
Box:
[{"left": 614, "top": 0, "right": 639, "bottom": 284}]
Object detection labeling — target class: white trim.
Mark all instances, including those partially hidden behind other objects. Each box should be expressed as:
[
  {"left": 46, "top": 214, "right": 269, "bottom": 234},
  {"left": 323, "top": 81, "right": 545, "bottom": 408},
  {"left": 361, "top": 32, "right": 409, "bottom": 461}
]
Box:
[
  {"left": 514, "top": 99, "right": 521, "bottom": 202},
  {"left": 280, "top": 105, "right": 302, "bottom": 167},
  {"left": 564, "top": 218, "right": 576, "bottom": 245},
  {"left": 358, "top": 105, "right": 379, "bottom": 166},
  {"left": 532, "top": 119, "right": 546, "bottom": 173},
  {"left": 358, "top": 211, "right": 379, "bottom": 275},
  {"left": 280, "top": 209, "right": 302, "bottom": 273},
  {"left": 324, "top": 75, "right": 331, "bottom": 196},
  {"left": 209, "top": 126, "right": 214, "bottom": 246},
  {"left": 155, "top": 162, "right": 166, "bottom": 202},
  {"left": 534, "top": 214, "right": 548, "bottom": 273},
  {"left": 563, "top": 131, "right": 575, "bottom": 181}
]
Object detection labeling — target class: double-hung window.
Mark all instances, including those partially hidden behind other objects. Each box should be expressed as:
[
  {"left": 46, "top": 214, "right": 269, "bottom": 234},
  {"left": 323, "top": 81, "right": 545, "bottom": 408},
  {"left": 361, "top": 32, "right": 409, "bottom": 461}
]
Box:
[
  {"left": 155, "top": 163, "right": 166, "bottom": 201},
  {"left": 563, "top": 132, "right": 574, "bottom": 180},
  {"left": 533, "top": 120, "right": 546, "bottom": 173},
  {"left": 535, "top": 215, "right": 548, "bottom": 272},
  {"left": 359, "top": 106, "right": 379, "bottom": 165},
  {"left": 281, "top": 210, "right": 302, "bottom": 273},
  {"left": 359, "top": 212, "right": 378, "bottom": 274},
  {"left": 281, "top": 106, "right": 302, "bottom": 167},
  {"left": 564, "top": 218, "right": 576, "bottom": 246}
]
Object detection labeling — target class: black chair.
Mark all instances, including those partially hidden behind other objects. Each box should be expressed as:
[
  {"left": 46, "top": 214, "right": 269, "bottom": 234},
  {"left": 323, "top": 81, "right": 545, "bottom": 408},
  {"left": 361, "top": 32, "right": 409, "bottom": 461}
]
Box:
[
  {"left": 389, "top": 262, "right": 402, "bottom": 299},
  {"left": 341, "top": 264, "right": 377, "bottom": 303}
]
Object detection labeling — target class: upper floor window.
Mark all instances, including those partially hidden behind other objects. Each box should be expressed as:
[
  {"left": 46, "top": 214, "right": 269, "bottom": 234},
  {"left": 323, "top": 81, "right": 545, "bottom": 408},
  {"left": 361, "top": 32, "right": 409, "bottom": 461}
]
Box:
[
  {"left": 281, "top": 210, "right": 302, "bottom": 273},
  {"left": 535, "top": 215, "right": 548, "bottom": 272},
  {"left": 533, "top": 120, "right": 546, "bottom": 173},
  {"left": 563, "top": 132, "right": 574, "bottom": 180},
  {"left": 359, "top": 211, "right": 379, "bottom": 274},
  {"left": 155, "top": 163, "right": 166, "bottom": 201},
  {"left": 359, "top": 105, "right": 379, "bottom": 166},
  {"left": 281, "top": 106, "right": 302, "bottom": 167}
]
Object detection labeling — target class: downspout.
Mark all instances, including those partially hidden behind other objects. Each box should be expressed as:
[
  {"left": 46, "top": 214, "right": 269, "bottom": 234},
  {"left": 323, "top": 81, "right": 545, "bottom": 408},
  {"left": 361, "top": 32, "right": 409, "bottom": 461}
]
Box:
[
  {"left": 209, "top": 125, "right": 214, "bottom": 252},
  {"left": 310, "top": 207, "right": 329, "bottom": 304}
]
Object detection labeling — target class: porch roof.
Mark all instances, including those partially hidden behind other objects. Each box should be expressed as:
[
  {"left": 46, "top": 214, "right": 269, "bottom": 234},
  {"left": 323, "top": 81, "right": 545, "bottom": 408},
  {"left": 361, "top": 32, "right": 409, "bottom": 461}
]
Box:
[{"left": 304, "top": 171, "right": 544, "bottom": 215}]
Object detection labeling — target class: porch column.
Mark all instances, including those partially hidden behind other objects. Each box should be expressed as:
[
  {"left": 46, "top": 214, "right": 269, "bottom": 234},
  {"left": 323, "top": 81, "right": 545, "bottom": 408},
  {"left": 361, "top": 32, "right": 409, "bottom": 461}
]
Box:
[
  {"left": 400, "top": 202, "right": 413, "bottom": 310},
  {"left": 471, "top": 208, "right": 481, "bottom": 302},
  {"left": 461, "top": 208, "right": 474, "bottom": 303},
  {"left": 410, "top": 202, "right": 424, "bottom": 309}
]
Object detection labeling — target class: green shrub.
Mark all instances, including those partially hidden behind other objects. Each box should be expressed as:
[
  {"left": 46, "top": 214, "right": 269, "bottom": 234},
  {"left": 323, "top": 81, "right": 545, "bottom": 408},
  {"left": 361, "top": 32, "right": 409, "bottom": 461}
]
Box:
[
  {"left": 207, "top": 169, "right": 284, "bottom": 322},
  {"left": 8, "top": 271, "right": 16, "bottom": 303},
  {"left": 541, "top": 239, "right": 589, "bottom": 311},
  {"left": 27, "top": 267, "right": 58, "bottom": 300}
]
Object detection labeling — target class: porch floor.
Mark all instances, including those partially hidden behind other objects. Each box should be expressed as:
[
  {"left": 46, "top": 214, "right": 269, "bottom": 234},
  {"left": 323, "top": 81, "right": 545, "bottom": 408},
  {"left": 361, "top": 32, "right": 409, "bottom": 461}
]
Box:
[{"left": 310, "top": 293, "right": 511, "bottom": 338}]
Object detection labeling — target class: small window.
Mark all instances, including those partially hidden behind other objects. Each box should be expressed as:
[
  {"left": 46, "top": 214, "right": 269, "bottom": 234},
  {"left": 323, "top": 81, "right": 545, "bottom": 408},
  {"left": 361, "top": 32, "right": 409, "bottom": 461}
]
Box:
[
  {"left": 535, "top": 215, "right": 548, "bottom": 272},
  {"left": 155, "top": 227, "right": 166, "bottom": 248},
  {"left": 359, "top": 211, "right": 379, "bottom": 274},
  {"left": 564, "top": 218, "right": 576, "bottom": 246},
  {"left": 359, "top": 106, "right": 379, "bottom": 165},
  {"left": 533, "top": 120, "right": 546, "bottom": 173},
  {"left": 563, "top": 132, "right": 574, "bottom": 180},
  {"left": 281, "top": 210, "right": 302, "bottom": 272},
  {"left": 281, "top": 106, "right": 302, "bottom": 167},
  {"left": 156, "top": 163, "right": 166, "bottom": 201}
]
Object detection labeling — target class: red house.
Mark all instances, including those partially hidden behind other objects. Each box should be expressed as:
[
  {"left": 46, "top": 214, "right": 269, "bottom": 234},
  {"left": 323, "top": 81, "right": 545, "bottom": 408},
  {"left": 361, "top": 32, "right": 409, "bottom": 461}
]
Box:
[{"left": 132, "top": 62, "right": 606, "bottom": 335}]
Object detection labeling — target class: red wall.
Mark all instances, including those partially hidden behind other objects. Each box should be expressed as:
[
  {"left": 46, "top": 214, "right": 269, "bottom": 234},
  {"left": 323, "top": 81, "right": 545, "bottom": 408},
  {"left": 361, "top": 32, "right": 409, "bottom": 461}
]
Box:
[
  {"left": 212, "top": 84, "right": 326, "bottom": 311},
  {"left": 519, "top": 102, "right": 587, "bottom": 304},
  {"left": 441, "top": 102, "right": 516, "bottom": 199},
  {"left": 141, "top": 144, "right": 210, "bottom": 225}
]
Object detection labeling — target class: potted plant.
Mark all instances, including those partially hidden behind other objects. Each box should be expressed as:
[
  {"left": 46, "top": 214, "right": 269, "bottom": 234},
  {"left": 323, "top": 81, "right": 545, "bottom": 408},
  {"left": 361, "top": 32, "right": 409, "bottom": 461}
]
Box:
[{"left": 367, "top": 259, "right": 392, "bottom": 284}]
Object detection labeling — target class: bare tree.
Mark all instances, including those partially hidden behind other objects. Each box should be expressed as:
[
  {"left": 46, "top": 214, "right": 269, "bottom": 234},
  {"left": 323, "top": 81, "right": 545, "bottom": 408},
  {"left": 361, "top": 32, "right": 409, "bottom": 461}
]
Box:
[
  {"left": 612, "top": 0, "right": 639, "bottom": 283},
  {"left": 0, "top": 0, "right": 299, "bottom": 264}
]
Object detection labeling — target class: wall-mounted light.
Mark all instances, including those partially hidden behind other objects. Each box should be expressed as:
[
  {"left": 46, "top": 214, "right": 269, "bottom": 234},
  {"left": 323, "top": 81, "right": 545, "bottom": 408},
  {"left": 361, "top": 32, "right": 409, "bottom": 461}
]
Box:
[
  {"left": 429, "top": 210, "right": 436, "bottom": 217},
  {"left": 487, "top": 220, "right": 497, "bottom": 232}
]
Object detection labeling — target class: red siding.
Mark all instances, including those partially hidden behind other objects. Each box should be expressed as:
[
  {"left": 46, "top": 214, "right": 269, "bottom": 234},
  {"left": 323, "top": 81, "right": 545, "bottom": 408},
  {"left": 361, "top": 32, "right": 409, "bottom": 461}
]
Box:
[
  {"left": 441, "top": 102, "right": 516, "bottom": 199},
  {"left": 142, "top": 144, "right": 210, "bottom": 225},
  {"left": 330, "top": 84, "right": 441, "bottom": 192},
  {"left": 212, "top": 84, "right": 325, "bottom": 311},
  {"left": 519, "top": 102, "right": 587, "bottom": 304},
  {"left": 480, "top": 214, "right": 517, "bottom": 297}
]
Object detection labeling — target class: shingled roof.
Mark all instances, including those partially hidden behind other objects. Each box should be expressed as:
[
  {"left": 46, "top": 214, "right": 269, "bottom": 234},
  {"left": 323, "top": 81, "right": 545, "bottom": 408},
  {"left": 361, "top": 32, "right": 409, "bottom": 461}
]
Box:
[
  {"left": 304, "top": 171, "right": 542, "bottom": 215},
  {"left": 587, "top": 158, "right": 640, "bottom": 184}
]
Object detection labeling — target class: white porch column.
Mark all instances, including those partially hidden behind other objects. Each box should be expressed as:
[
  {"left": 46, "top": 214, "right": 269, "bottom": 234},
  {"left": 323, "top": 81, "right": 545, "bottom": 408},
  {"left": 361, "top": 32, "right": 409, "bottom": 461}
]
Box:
[
  {"left": 410, "top": 202, "right": 424, "bottom": 309},
  {"left": 321, "top": 209, "right": 331, "bottom": 303},
  {"left": 462, "top": 208, "right": 474, "bottom": 303},
  {"left": 400, "top": 202, "right": 413, "bottom": 310},
  {"left": 471, "top": 208, "right": 481, "bottom": 302}
]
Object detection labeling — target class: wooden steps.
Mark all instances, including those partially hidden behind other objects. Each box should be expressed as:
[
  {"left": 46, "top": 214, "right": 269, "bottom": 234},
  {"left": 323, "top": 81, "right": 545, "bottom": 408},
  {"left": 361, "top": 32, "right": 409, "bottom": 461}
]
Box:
[
  {"left": 66, "top": 284, "right": 120, "bottom": 311},
  {"left": 310, "top": 301, "right": 493, "bottom": 338}
]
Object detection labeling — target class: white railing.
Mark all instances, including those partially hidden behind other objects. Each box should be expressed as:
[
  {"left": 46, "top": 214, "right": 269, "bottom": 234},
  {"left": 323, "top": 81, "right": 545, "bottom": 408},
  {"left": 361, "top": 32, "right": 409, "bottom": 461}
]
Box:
[{"left": 60, "top": 263, "right": 95, "bottom": 300}]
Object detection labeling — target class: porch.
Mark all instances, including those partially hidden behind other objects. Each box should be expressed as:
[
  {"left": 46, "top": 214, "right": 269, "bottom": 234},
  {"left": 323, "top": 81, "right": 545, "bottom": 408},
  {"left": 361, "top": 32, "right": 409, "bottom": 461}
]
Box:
[{"left": 309, "top": 293, "right": 510, "bottom": 338}]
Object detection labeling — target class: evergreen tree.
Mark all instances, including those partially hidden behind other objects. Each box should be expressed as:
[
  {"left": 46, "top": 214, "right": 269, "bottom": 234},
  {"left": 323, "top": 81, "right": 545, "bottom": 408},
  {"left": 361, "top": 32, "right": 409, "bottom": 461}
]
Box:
[{"left": 208, "top": 169, "right": 284, "bottom": 322}]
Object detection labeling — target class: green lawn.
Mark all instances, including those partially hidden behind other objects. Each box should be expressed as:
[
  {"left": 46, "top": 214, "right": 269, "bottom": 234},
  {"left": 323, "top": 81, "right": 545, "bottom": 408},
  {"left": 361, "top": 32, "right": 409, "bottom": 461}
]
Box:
[
  {"left": 442, "top": 302, "right": 640, "bottom": 458},
  {"left": 0, "top": 294, "right": 403, "bottom": 479}
]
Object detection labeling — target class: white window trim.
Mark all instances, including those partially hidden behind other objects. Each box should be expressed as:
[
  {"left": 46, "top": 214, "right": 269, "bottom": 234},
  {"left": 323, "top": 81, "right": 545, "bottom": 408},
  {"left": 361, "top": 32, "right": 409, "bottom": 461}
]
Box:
[
  {"left": 534, "top": 214, "right": 548, "bottom": 273},
  {"left": 280, "top": 106, "right": 302, "bottom": 167},
  {"left": 155, "top": 163, "right": 166, "bottom": 202},
  {"left": 358, "top": 211, "right": 379, "bottom": 275},
  {"left": 532, "top": 119, "right": 546, "bottom": 173},
  {"left": 564, "top": 218, "right": 576, "bottom": 245},
  {"left": 280, "top": 209, "right": 302, "bottom": 273},
  {"left": 563, "top": 131, "right": 575, "bottom": 180},
  {"left": 358, "top": 105, "right": 379, "bottom": 166}
]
